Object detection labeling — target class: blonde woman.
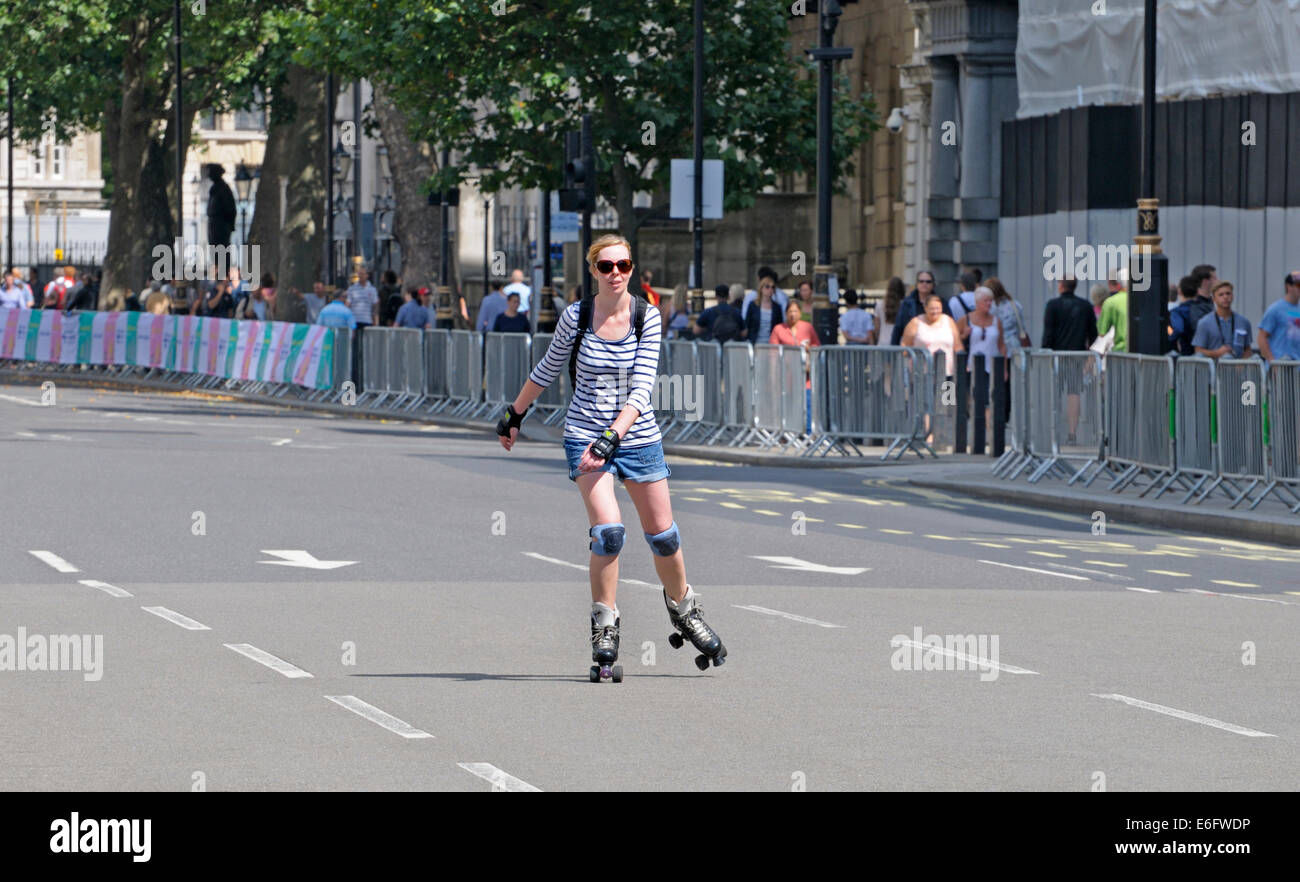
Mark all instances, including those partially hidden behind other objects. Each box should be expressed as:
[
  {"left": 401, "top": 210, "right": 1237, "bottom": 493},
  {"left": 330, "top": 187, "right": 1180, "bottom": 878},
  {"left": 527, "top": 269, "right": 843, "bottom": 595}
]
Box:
[
  {"left": 496, "top": 234, "right": 727, "bottom": 681},
  {"left": 664, "top": 282, "right": 690, "bottom": 338}
]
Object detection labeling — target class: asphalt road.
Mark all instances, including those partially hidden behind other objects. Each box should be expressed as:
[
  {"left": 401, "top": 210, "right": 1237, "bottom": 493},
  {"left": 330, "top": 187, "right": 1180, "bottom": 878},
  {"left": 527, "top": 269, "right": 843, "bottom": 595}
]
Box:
[{"left": 1, "top": 379, "right": 1296, "bottom": 791}]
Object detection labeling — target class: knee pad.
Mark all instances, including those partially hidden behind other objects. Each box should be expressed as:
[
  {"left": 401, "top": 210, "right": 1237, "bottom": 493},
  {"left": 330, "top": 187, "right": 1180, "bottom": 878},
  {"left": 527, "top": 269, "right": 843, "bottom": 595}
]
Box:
[
  {"left": 589, "top": 523, "right": 625, "bottom": 556},
  {"left": 644, "top": 521, "right": 681, "bottom": 556}
]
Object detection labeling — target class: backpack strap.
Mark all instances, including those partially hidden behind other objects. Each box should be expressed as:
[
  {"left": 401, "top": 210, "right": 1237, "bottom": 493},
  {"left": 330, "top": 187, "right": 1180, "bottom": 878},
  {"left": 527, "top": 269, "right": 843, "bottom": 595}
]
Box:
[{"left": 567, "top": 294, "right": 647, "bottom": 392}]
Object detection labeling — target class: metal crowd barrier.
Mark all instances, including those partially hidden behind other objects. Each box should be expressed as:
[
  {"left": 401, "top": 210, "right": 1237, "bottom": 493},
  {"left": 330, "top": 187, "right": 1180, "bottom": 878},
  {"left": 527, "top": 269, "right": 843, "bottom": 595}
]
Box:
[
  {"left": 482, "top": 332, "right": 532, "bottom": 422},
  {"left": 690, "top": 341, "right": 725, "bottom": 444},
  {"left": 810, "top": 346, "right": 934, "bottom": 459},
  {"left": 653, "top": 339, "right": 680, "bottom": 437},
  {"left": 1205, "top": 358, "right": 1268, "bottom": 508},
  {"left": 528, "top": 332, "right": 564, "bottom": 422},
  {"left": 422, "top": 329, "right": 451, "bottom": 412},
  {"left": 1090, "top": 353, "right": 1175, "bottom": 492},
  {"left": 664, "top": 340, "right": 699, "bottom": 442},
  {"left": 357, "top": 327, "right": 389, "bottom": 406},
  {"left": 442, "top": 329, "right": 484, "bottom": 417},
  {"left": 387, "top": 328, "right": 425, "bottom": 411},
  {"left": 993, "top": 350, "right": 1032, "bottom": 477},
  {"left": 717, "top": 342, "right": 756, "bottom": 446},
  {"left": 1263, "top": 360, "right": 1300, "bottom": 512},
  {"left": 1158, "top": 356, "right": 1219, "bottom": 502},
  {"left": 1024, "top": 351, "right": 1103, "bottom": 483}
]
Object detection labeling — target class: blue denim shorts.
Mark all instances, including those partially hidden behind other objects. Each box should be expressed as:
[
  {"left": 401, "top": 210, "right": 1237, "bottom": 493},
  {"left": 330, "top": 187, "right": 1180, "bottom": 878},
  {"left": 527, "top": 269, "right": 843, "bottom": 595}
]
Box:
[{"left": 565, "top": 438, "right": 671, "bottom": 483}]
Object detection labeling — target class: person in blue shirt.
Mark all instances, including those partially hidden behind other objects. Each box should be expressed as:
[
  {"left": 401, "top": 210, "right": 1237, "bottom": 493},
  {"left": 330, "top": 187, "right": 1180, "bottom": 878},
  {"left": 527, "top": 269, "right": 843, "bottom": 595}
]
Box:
[
  {"left": 492, "top": 292, "right": 531, "bottom": 333},
  {"left": 394, "top": 287, "right": 431, "bottom": 329},
  {"left": 1258, "top": 271, "right": 1300, "bottom": 362},
  {"left": 692, "top": 285, "right": 746, "bottom": 343},
  {"left": 317, "top": 292, "right": 357, "bottom": 328}
]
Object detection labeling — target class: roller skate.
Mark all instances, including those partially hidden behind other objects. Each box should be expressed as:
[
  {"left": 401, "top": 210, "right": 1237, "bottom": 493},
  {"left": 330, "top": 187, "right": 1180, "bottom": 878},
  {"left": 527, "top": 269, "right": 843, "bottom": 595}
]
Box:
[
  {"left": 665, "top": 586, "right": 727, "bottom": 671},
  {"left": 589, "top": 605, "right": 622, "bottom": 683}
]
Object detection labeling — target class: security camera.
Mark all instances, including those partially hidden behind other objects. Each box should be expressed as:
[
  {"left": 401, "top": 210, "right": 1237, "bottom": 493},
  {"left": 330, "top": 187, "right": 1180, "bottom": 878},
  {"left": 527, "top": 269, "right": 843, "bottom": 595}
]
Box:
[{"left": 886, "top": 107, "right": 906, "bottom": 133}]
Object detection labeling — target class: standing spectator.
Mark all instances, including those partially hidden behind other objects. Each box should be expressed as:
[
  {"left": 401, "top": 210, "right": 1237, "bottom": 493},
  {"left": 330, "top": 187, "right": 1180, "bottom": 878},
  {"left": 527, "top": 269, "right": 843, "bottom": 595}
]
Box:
[
  {"left": 1192, "top": 281, "right": 1252, "bottom": 359},
  {"left": 839, "top": 289, "right": 875, "bottom": 344},
  {"left": 1, "top": 270, "right": 33, "bottom": 309},
  {"left": 795, "top": 279, "right": 815, "bottom": 322},
  {"left": 44, "top": 266, "right": 77, "bottom": 311},
  {"left": 638, "top": 268, "right": 661, "bottom": 306},
  {"left": 1098, "top": 269, "right": 1129, "bottom": 352},
  {"left": 948, "top": 271, "right": 979, "bottom": 322},
  {"left": 345, "top": 267, "right": 379, "bottom": 327},
  {"left": 960, "top": 287, "right": 1006, "bottom": 443},
  {"left": 1191, "top": 264, "right": 1218, "bottom": 300},
  {"left": 492, "top": 292, "right": 531, "bottom": 333},
  {"left": 275, "top": 285, "right": 307, "bottom": 323},
  {"left": 902, "top": 292, "right": 963, "bottom": 378},
  {"left": 228, "top": 266, "right": 248, "bottom": 319},
  {"left": 665, "top": 283, "right": 692, "bottom": 339},
  {"left": 770, "top": 299, "right": 821, "bottom": 433},
  {"left": 244, "top": 273, "right": 277, "bottom": 320},
  {"left": 693, "top": 285, "right": 746, "bottom": 343},
  {"left": 1041, "top": 278, "right": 1098, "bottom": 443},
  {"left": 206, "top": 164, "right": 237, "bottom": 248},
  {"left": 394, "top": 287, "right": 432, "bottom": 330},
  {"left": 193, "top": 278, "right": 234, "bottom": 318},
  {"left": 1089, "top": 283, "right": 1108, "bottom": 318},
  {"left": 503, "top": 268, "right": 532, "bottom": 315},
  {"left": 728, "top": 283, "right": 745, "bottom": 309},
  {"left": 378, "top": 270, "right": 403, "bottom": 326},
  {"left": 317, "top": 291, "right": 357, "bottom": 328},
  {"left": 145, "top": 285, "right": 171, "bottom": 315},
  {"left": 876, "top": 277, "right": 905, "bottom": 347},
  {"left": 303, "top": 281, "right": 328, "bottom": 324},
  {"left": 1257, "top": 271, "right": 1300, "bottom": 362},
  {"left": 891, "top": 271, "right": 952, "bottom": 346},
  {"left": 987, "top": 277, "right": 1030, "bottom": 355},
  {"left": 477, "top": 280, "right": 508, "bottom": 334},
  {"left": 1169, "top": 274, "right": 1213, "bottom": 356},
  {"left": 741, "top": 266, "right": 789, "bottom": 317}
]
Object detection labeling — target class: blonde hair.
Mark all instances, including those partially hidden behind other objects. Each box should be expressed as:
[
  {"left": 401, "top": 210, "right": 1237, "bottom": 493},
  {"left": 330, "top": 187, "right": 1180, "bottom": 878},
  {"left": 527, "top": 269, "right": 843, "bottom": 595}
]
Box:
[{"left": 586, "top": 234, "right": 632, "bottom": 268}]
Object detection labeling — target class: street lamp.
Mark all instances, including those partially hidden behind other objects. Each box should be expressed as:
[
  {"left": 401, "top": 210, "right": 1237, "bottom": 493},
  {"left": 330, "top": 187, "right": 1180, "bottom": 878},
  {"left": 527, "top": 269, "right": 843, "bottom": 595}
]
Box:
[{"left": 235, "top": 162, "right": 252, "bottom": 248}]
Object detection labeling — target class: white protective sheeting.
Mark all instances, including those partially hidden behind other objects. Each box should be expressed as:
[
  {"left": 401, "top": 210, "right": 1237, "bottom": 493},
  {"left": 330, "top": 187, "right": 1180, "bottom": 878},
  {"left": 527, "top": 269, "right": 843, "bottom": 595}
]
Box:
[{"left": 1017, "top": 0, "right": 1300, "bottom": 118}]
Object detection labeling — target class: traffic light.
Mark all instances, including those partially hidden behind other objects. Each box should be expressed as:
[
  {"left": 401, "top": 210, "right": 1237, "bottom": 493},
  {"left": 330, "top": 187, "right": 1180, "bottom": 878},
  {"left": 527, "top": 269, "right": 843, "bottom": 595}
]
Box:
[{"left": 560, "top": 121, "right": 594, "bottom": 213}]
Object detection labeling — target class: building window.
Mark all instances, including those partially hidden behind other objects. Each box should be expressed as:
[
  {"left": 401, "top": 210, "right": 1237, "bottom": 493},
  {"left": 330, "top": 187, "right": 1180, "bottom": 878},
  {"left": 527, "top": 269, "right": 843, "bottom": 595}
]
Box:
[
  {"left": 199, "top": 111, "right": 216, "bottom": 130},
  {"left": 51, "top": 144, "right": 65, "bottom": 179},
  {"left": 31, "top": 141, "right": 45, "bottom": 178}
]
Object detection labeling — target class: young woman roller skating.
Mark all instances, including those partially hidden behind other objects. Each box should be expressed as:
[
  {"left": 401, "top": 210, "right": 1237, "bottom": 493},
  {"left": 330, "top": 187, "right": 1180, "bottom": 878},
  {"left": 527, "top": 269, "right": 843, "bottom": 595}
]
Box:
[{"left": 496, "top": 234, "right": 727, "bottom": 682}]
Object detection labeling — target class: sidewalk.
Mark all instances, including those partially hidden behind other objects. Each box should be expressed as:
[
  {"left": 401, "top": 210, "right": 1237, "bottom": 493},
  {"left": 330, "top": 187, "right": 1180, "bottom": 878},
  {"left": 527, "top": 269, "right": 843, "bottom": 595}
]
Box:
[{"left": 4, "top": 363, "right": 1297, "bottom": 545}]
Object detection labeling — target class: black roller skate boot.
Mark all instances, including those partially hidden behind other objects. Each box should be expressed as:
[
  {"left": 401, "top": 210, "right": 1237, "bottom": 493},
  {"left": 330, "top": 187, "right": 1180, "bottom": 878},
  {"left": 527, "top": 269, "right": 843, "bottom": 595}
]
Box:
[
  {"left": 589, "top": 606, "right": 623, "bottom": 683},
  {"left": 665, "top": 585, "right": 727, "bottom": 671}
]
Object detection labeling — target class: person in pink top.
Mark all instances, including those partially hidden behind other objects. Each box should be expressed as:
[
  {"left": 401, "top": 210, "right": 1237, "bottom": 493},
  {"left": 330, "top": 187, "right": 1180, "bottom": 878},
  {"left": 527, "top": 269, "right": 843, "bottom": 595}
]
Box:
[{"left": 770, "top": 300, "right": 820, "bottom": 433}]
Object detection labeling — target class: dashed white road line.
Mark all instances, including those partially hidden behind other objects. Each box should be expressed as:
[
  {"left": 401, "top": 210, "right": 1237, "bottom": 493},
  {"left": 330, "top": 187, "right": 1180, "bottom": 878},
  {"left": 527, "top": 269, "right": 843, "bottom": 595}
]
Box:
[
  {"left": 978, "top": 559, "right": 1089, "bottom": 581},
  {"left": 0, "top": 392, "right": 42, "bottom": 406},
  {"left": 457, "top": 762, "right": 541, "bottom": 792},
  {"left": 324, "top": 695, "right": 434, "bottom": 739},
  {"left": 142, "top": 606, "right": 211, "bottom": 631},
  {"left": 29, "top": 550, "right": 79, "bottom": 573},
  {"left": 888, "top": 638, "right": 1039, "bottom": 675},
  {"left": 1091, "top": 693, "right": 1275, "bottom": 737},
  {"left": 1176, "top": 588, "right": 1296, "bottom": 606},
  {"left": 78, "top": 579, "right": 132, "bottom": 598},
  {"left": 523, "top": 552, "right": 656, "bottom": 589},
  {"left": 223, "top": 643, "right": 314, "bottom": 678},
  {"left": 732, "top": 604, "right": 844, "bottom": 629},
  {"left": 1047, "top": 562, "right": 1131, "bottom": 580},
  {"left": 1124, "top": 586, "right": 1162, "bottom": 594}
]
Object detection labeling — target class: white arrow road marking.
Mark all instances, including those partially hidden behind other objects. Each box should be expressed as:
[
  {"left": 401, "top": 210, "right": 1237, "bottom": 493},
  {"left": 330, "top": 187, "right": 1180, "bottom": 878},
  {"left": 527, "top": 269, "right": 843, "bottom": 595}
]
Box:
[
  {"left": 733, "top": 605, "right": 844, "bottom": 629},
  {"left": 325, "top": 695, "right": 434, "bottom": 739},
  {"left": 258, "top": 550, "right": 356, "bottom": 570},
  {"left": 978, "top": 560, "right": 1089, "bottom": 580},
  {"left": 457, "top": 763, "right": 541, "bottom": 792},
  {"left": 749, "top": 556, "right": 868, "bottom": 575},
  {"left": 1177, "top": 588, "right": 1295, "bottom": 606},
  {"left": 142, "top": 606, "right": 211, "bottom": 631},
  {"left": 223, "top": 643, "right": 314, "bottom": 678},
  {"left": 1091, "top": 694, "right": 1275, "bottom": 737},
  {"left": 272, "top": 438, "right": 293, "bottom": 446},
  {"left": 29, "top": 550, "right": 79, "bottom": 573},
  {"left": 0, "top": 393, "right": 42, "bottom": 406},
  {"left": 889, "top": 638, "right": 1039, "bottom": 675},
  {"left": 79, "top": 579, "right": 132, "bottom": 598}
]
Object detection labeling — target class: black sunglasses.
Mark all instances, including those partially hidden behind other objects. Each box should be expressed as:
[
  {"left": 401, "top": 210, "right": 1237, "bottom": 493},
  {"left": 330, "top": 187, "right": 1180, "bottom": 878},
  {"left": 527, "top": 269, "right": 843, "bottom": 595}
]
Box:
[{"left": 595, "top": 259, "right": 633, "bottom": 275}]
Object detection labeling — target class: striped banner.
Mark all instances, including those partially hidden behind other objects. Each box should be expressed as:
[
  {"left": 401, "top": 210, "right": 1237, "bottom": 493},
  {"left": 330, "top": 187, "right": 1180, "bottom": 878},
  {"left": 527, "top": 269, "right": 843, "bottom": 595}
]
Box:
[{"left": 0, "top": 308, "right": 335, "bottom": 389}]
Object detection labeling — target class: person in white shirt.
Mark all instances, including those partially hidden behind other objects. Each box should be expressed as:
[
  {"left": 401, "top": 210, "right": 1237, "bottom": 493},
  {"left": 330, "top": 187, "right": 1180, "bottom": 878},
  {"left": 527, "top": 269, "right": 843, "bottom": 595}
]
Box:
[
  {"left": 503, "top": 268, "right": 531, "bottom": 315},
  {"left": 838, "top": 289, "right": 875, "bottom": 344},
  {"left": 345, "top": 267, "right": 379, "bottom": 327},
  {"left": 1, "top": 270, "right": 34, "bottom": 309},
  {"left": 948, "top": 271, "right": 979, "bottom": 322}
]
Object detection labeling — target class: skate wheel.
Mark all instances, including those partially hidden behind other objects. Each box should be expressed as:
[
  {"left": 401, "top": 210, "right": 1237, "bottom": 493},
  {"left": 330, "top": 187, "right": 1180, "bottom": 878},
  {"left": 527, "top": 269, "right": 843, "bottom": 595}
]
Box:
[
  {"left": 611, "top": 665, "right": 623, "bottom": 683},
  {"left": 668, "top": 632, "right": 684, "bottom": 649},
  {"left": 694, "top": 654, "right": 710, "bottom": 671},
  {"left": 712, "top": 654, "right": 725, "bottom": 667},
  {"left": 599, "top": 665, "right": 613, "bottom": 681},
  {"left": 589, "top": 666, "right": 600, "bottom": 682}
]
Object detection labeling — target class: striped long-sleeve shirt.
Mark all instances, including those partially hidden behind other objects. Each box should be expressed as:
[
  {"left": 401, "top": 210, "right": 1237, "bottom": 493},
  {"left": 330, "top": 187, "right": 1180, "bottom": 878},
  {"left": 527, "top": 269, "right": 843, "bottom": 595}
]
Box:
[{"left": 528, "top": 299, "right": 663, "bottom": 446}]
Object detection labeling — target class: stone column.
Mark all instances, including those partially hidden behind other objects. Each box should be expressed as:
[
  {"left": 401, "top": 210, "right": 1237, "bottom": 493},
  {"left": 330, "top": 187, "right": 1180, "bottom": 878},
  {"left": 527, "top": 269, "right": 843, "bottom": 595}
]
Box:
[{"left": 926, "top": 57, "right": 959, "bottom": 288}]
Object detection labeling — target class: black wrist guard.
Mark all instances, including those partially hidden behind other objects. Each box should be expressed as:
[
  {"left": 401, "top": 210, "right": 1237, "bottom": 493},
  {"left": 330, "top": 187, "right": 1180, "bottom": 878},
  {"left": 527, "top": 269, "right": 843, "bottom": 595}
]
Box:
[
  {"left": 496, "top": 404, "right": 528, "bottom": 437},
  {"left": 590, "top": 428, "right": 621, "bottom": 462}
]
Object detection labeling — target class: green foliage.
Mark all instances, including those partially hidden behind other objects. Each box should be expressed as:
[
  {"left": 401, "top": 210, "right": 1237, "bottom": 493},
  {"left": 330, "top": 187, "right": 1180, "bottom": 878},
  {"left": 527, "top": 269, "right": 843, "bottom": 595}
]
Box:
[{"left": 296, "top": 0, "right": 877, "bottom": 209}]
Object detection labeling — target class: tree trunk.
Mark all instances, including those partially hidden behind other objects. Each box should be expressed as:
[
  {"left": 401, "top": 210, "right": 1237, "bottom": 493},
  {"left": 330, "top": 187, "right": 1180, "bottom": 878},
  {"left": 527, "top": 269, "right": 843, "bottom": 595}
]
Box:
[
  {"left": 266, "top": 64, "right": 325, "bottom": 314},
  {"left": 101, "top": 18, "right": 167, "bottom": 306},
  {"left": 247, "top": 95, "right": 283, "bottom": 289},
  {"left": 372, "top": 83, "right": 440, "bottom": 291}
]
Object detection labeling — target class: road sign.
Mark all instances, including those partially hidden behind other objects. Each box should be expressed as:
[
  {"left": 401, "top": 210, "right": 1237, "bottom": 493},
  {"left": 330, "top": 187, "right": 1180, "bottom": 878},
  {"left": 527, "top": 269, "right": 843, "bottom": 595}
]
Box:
[
  {"left": 670, "top": 159, "right": 723, "bottom": 219},
  {"left": 549, "top": 193, "right": 579, "bottom": 243}
]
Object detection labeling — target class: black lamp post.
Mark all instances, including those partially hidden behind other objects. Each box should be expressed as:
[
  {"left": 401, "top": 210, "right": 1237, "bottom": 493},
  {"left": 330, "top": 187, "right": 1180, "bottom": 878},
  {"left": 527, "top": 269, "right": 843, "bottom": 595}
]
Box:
[
  {"left": 1130, "top": 0, "right": 1170, "bottom": 355},
  {"left": 808, "top": 0, "right": 852, "bottom": 348},
  {"left": 234, "top": 163, "right": 252, "bottom": 245}
]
